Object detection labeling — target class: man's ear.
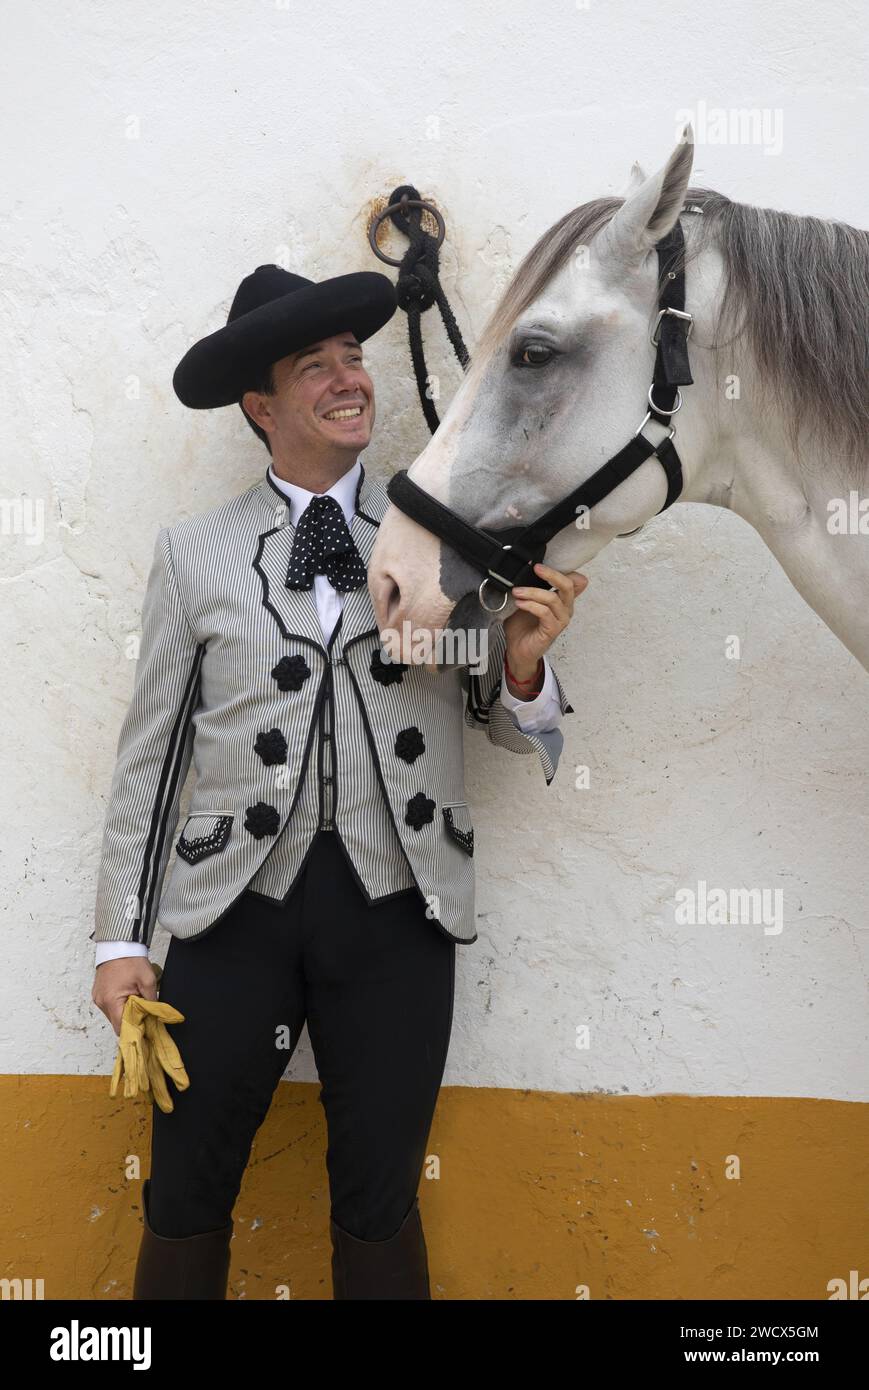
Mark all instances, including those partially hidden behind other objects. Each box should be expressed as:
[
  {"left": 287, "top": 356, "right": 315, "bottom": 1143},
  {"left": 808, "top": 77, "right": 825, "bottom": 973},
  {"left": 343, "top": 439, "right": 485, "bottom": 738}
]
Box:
[{"left": 241, "top": 389, "right": 271, "bottom": 433}]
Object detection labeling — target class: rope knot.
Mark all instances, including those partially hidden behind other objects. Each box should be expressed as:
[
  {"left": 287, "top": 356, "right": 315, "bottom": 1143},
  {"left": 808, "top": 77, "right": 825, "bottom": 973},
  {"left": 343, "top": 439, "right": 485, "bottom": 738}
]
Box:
[{"left": 396, "top": 263, "right": 437, "bottom": 311}]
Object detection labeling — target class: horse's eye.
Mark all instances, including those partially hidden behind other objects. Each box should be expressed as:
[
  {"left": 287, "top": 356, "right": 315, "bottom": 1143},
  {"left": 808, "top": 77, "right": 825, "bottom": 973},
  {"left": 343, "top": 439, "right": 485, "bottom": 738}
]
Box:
[{"left": 517, "top": 342, "right": 555, "bottom": 367}]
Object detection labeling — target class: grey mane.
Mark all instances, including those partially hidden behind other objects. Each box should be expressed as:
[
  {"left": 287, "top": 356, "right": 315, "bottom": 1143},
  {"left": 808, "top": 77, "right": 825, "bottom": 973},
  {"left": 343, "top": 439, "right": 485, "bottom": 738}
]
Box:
[{"left": 475, "top": 185, "right": 869, "bottom": 476}]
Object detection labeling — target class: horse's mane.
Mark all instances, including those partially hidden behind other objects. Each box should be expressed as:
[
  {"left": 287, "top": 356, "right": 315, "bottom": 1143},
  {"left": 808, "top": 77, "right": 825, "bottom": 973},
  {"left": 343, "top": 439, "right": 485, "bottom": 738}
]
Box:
[{"left": 474, "top": 185, "right": 869, "bottom": 474}]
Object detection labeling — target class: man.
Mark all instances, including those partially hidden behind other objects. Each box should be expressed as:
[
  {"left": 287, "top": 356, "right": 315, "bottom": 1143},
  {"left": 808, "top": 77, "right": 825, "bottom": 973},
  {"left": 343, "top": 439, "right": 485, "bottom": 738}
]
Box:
[{"left": 91, "top": 264, "right": 585, "bottom": 1300}]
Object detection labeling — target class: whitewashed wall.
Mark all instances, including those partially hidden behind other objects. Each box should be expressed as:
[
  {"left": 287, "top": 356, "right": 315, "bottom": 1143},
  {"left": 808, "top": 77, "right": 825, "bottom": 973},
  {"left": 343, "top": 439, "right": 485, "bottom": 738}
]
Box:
[{"left": 2, "top": 0, "right": 866, "bottom": 1100}]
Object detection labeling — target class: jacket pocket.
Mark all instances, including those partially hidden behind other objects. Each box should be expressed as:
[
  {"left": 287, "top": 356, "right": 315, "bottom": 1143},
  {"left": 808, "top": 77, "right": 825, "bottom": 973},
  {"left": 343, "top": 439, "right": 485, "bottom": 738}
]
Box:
[
  {"left": 441, "top": 802, "right": 474, "bottom": 857},
  {"left": 176, "top": 813, "right": 234, "bottom": 864}
]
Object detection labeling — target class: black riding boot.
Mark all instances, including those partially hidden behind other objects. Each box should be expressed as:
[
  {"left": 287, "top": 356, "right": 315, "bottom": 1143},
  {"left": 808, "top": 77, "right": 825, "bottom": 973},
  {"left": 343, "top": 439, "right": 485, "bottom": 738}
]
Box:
[
  {"left": 132, "top": 1178, "right": 234, "bottom": 1300},
  {"left": 330, "top": 1196, "right": 431, "bottom": 1300}
]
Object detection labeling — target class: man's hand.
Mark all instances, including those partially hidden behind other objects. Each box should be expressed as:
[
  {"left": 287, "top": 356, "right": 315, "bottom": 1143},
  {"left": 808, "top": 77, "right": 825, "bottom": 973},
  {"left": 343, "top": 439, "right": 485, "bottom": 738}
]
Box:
[
  {"left": 503, "top": 561, "right": 588, "bottom": 694},
  {"left": 92, "top": 957, "right": 159, "bottom": 1037}
]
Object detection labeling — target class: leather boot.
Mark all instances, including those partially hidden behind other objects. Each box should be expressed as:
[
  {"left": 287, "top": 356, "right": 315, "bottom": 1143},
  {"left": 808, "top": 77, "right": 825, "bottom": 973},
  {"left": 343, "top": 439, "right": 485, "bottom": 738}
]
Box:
[
  {"left": 330, "top": 1196, "right": 431, "bottom": 1300},
  {"left": 132, "top": 1179, "right": 234, "bottom": 1300}
]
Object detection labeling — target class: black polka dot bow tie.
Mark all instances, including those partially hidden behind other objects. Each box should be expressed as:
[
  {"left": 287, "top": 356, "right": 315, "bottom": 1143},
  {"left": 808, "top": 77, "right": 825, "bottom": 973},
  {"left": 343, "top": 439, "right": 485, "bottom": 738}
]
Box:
[{"left": 285, "top": 494, "right": 367, "bottom": 592}]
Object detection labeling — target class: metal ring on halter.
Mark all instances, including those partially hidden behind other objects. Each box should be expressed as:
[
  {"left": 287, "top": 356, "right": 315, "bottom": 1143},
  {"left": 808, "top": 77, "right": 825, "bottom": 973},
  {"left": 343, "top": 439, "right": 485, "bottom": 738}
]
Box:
[
  {"left": 368, "top": 197, "right": 446, "bottom": 267},
  {"left": 478, "top": 577, "right": 509, "bottom": 612},
  {"left": 647, "top": 384, "right": 683, "bottom": 416},
  {"left": 634, "top": 410, "right": 676, "bottom": 440}
]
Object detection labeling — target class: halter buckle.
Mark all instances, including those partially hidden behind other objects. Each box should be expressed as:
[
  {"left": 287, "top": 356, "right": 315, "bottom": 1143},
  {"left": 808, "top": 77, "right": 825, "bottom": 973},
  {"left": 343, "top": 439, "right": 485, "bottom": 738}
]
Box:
[
  {"left": 650, "top": 307, "right": 693, "bottom": 347},
  {"left": 479, "top": 542, "right": 520, "bottom": 612}
]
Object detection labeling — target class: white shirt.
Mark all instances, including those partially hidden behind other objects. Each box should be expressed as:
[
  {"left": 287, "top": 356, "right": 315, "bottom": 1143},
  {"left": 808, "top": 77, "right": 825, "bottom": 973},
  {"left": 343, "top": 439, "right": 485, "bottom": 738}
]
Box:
[{"left": 95, "top": 457, "right": 563, "bottom": 964}]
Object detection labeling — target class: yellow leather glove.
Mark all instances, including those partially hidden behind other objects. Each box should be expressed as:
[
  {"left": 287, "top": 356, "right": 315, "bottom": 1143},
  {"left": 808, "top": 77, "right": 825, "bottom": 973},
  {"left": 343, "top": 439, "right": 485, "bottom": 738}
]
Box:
[{"left": 109, "top": 976, "right": 190, "bottom": 1113}]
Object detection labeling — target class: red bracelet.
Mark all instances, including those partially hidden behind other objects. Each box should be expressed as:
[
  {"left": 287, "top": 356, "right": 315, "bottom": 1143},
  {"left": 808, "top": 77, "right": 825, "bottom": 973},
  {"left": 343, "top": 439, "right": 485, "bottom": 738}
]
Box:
[{"left": 504, "top": 654, "right": 544, "bottom": 695}]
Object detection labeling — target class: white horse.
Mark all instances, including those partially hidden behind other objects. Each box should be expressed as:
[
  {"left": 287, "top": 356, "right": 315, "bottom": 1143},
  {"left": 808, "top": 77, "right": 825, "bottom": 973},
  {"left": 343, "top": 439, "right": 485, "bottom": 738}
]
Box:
[{"left": 369, "top": 128, "right": 869, "bottom": 672}]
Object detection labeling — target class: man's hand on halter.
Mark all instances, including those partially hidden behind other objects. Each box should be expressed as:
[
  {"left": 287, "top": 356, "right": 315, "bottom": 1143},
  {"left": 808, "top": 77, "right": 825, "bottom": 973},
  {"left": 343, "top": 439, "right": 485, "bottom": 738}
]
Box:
[{"left": 503, "top": 561, "right": 588, "bottom": 699}]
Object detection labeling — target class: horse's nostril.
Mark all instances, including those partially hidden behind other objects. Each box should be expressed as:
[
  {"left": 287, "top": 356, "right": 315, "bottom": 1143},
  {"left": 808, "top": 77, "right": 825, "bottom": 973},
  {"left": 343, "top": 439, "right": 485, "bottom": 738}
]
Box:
[{"left": 384, "top": 576, "right": 401, "bottom": 624}]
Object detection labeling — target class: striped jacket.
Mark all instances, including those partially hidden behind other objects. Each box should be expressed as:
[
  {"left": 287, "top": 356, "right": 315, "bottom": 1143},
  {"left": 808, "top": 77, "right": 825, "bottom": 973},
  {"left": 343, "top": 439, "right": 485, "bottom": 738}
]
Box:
[{"left": 92, "top": 465, "right": 574, "bottom": 948}]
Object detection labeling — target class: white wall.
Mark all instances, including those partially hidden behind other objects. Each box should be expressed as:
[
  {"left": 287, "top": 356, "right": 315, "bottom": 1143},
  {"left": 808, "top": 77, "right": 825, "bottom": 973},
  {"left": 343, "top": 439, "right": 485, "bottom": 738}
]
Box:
[{"left": 2, "top": 0, "right": 866, "bottom": 1100}]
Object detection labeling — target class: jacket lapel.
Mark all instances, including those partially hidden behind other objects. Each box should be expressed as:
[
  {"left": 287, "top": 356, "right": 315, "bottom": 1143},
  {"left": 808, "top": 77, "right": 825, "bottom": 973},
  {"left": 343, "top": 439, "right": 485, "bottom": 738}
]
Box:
[
  {"left": 251, "top": 463, "right": 389, "bottom": 650},
  {"left": 337, "top": 497, "right": 384, "bottom": 650}
]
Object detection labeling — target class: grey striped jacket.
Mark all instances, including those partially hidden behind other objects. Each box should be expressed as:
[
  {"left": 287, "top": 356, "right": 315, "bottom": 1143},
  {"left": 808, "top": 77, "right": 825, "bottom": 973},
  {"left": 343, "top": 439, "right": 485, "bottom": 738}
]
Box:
[{"left": 92, "top": 465, "right": 573, "bottom": 948}]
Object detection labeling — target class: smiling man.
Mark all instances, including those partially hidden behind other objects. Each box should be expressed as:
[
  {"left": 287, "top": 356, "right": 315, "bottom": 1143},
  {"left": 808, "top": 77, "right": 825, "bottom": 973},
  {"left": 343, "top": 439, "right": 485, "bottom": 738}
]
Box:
[
  {"left": 246, "top": 330, "right": 373, "bottom": 464},
  {"left": 90, "top": 264, "right": 584, "bottom": 1301}
]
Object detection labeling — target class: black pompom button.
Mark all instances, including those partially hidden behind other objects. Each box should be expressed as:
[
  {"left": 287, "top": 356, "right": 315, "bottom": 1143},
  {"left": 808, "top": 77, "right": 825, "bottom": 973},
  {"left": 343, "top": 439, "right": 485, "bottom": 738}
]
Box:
[
  {"left": 370, "top": 646, "right": 407, "bottom": 687},
  {"left": 254, "top": 728, "right": 288, "bottom": 765},
  {"left": 272, "top": 654, "right": 311, "bottom": 691},
  {"left": 244, "top": 802, "right": 281, "bottom": 839},
  {"left": 395, "top": 726, "right": 425, "bottom": 764},
  {"left": 405, "top": 792, "right": 435, "bottom": 830}
]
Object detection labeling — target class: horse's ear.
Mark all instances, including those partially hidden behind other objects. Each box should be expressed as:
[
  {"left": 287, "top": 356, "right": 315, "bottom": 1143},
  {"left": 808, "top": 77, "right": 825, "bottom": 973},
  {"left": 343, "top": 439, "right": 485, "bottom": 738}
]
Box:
[
  {"left": 627, "top": 161, "right": 647, "bottom": 191},
  {"left": 607, "top": 126, "right": 694, "bottom": 262}
]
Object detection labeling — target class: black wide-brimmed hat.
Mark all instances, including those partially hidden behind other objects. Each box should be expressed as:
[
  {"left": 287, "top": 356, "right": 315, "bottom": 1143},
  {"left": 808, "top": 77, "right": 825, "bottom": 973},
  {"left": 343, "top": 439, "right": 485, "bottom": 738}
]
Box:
[{"left": 173, "top": 265, "right": 398, "bottom": 408}]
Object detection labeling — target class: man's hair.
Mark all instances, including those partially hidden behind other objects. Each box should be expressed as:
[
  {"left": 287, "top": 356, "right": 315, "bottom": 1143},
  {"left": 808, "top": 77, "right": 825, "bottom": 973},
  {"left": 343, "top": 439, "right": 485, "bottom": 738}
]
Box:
[{"left": 239, "top": 362, "right": 276, "bottom": 454}]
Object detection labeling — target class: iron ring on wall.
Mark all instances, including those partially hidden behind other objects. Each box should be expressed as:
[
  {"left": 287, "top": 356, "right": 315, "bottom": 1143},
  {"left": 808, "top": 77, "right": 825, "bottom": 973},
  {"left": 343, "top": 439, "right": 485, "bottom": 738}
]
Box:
[{"left": 369, "top": 196, "right": 446, "bottom": 266}]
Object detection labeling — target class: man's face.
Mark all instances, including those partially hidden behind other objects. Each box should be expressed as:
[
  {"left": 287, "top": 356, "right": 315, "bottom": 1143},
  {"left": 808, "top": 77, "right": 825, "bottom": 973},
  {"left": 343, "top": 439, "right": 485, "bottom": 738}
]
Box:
[{"left": 244, "top": 332, "right": 375, "bottom": 459}]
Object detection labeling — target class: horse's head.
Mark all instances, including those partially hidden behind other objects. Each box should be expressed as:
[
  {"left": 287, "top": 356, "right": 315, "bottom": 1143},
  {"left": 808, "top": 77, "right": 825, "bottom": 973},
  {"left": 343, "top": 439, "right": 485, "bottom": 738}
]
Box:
[{"left": 370, "top": 128, "right": 714, "bottom": 654}]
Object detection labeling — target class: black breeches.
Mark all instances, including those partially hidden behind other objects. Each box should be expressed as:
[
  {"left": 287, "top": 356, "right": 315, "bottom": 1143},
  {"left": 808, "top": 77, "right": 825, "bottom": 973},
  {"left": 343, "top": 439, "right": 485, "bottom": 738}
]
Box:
[{"left": 147, "top": 829, "right": 456, "bottom": 1241}]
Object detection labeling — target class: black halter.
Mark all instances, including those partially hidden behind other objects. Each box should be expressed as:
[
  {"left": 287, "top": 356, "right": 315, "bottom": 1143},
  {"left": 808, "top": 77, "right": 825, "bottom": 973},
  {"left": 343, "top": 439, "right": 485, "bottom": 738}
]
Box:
[{"left": 385, "top": 219, "right": 695, "bottom": 612}]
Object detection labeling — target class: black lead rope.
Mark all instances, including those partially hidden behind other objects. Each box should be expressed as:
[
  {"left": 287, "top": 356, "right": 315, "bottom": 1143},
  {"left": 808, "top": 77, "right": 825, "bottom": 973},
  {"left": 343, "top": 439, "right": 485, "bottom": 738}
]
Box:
[
  {"left": 378, "top": 196, "right": 695, "bottom": 602},
  {"left": 378, "top": 184, "right": 470, "bottom": 432}
]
